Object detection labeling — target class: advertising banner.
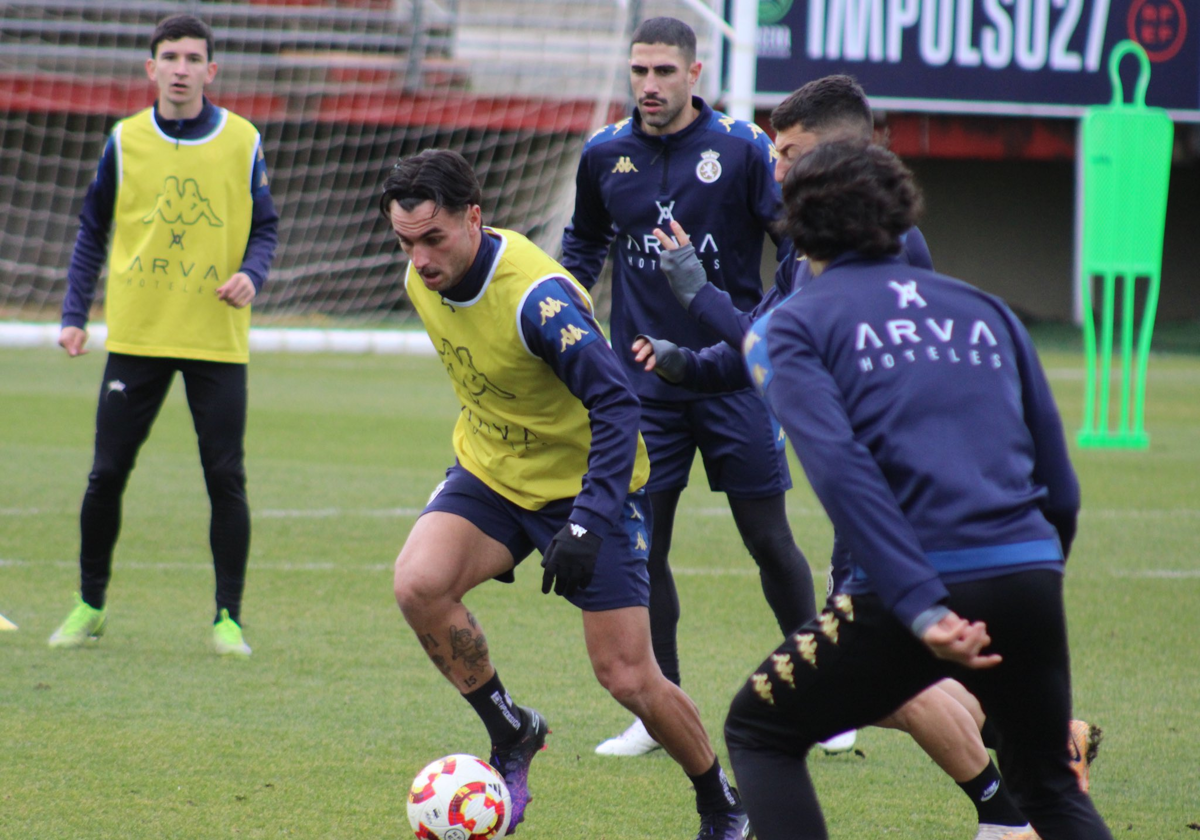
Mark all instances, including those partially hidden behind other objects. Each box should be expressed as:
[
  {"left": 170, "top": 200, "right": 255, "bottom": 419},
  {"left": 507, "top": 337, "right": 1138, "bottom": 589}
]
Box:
[{"left": 754, "top": 0, "right": 1198, "bottom": 119}]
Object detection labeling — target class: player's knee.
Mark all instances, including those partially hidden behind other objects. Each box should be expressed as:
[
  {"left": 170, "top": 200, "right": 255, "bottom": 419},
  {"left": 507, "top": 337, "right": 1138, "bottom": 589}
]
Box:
[
  {"left": 393, "top": 560, "right": 447, "bottom": 617},
  {"left": 591, "top": 656, "right": 651, "bottom": 706},
  {"left": 202, "top": 463, "right": 247, "bottom": 502},
  {"left": 739, "top": 527, "right": 798, "bottom": 567},
  {"left": 85, "top": 462, "right": 131, "bottom": 501}
]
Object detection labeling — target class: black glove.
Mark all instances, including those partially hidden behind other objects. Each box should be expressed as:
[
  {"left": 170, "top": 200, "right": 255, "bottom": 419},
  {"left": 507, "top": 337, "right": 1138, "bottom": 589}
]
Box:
[
  {"left": 659, "top": 243, "right": 709, "bottom": 309},
  {"left": 635, "top": 334, "right": 687, "bottom": 384},
  {"left": 541, "top": 522, "right": 603, "bottom": 597}
]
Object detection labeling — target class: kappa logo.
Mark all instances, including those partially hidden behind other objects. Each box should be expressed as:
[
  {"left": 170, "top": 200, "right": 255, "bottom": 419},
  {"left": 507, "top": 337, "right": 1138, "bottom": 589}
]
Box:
[
  {"left": 559, "top": 323, "right": 590, "bottom": 351},
  {"left": 437, "top": 339, "right": 516, "bottom": 405},
  {"left": 793, "top": 632, "right": 818, "bottom": 667},
  {"left": 142, "top": 176, "right": 224, "bottom": 227},
  {"left": 751, "top": 672, "right": 775, "bottom": 705},
  {"left": 888, "top": 279, "right": 927, "bottom": 309},
  {"left": 771, "top": 653, "right": 796, "bottom": 688},
  {"left": 696, "top": 150, "right": 722, "bottom": 183},
  {"left": 570, "top": 523, "right": 589, "bottom": 538},
  {"left": 612, "top": 156, "right": 639, "bottom": 174},
  {"left": 105, "top": 379, "right": 126, "bottom": 395},
  {"left": 538, "top": 295, "right": 568, "bottom": 325},
  {"left": 718, "top": 115, "right": 737, "bottom": 132},
  {"left": 980, "top": 780, "right": 1000, "bottom": 801},
  {"left": 635, "top": 531, "right": 647, "bottom": 551}
]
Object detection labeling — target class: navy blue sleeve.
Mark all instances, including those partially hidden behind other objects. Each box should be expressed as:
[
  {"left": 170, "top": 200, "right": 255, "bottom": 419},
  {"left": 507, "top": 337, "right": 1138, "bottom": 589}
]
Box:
[
  {"left": 239, "top": 139, "right": 279, "bottom": 291},
  {"left": 62, "top": 136, "right": 118, "bottom": 329},
  {"left": 560, "top": 149, "right": 614, "bottom": 291},
  {"left": 673, "top": 340, "right": 752, "bottom": 393},
  {"left": 687, "top": 271, "right": 790, "bottom": 350},
  {"left": 1000, "top": 306, "right": 1080, "bottom": 557},
  {"left": 520, "top": 277, "right": 640, "bottom": 534},
  {"left": 759, "top": 310, "right": 949, "bottom": 631}
]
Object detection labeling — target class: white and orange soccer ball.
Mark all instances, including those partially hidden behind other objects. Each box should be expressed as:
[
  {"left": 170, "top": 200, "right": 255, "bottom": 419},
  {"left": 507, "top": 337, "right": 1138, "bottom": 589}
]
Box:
[{"left": 407, "top": 754, "right": 512, "bottom": 840}]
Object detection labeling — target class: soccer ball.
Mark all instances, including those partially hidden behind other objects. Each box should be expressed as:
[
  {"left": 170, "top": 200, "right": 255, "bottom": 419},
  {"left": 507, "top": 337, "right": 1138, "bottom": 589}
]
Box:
[{"left": 407, "top": 754, "right": 512, "bottom": 840}]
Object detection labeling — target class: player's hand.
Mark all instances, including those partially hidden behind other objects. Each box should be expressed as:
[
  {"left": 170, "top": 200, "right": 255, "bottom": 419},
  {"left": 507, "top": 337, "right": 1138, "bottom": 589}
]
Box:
[
  {"left": 216, "top": 273, "right": 257, "bottom": 309},
  {"left": 631, "top": 334, "right": 685, "bottom": 383},
  {"left": 921, "top": 612, "right": 1002, "bottom": 670},
  {"left": 651, "top": 220, "right": 691, "bottom": 251},
  {"left": 58, "top": 326, "right": 88, "bottom": 357},
  {"left": 651, "top": 223, "right": 707, "bottom": 310},
  {"left": 541, "top": 522, "right": 603, "bottom": 597}
]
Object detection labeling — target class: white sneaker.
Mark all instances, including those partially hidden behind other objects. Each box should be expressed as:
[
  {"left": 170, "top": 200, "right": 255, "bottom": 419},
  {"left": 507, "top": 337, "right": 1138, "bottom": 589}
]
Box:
[
  {"left": 817, "top": 729, "right": 857, "bottom": 753},
  {"left": 974, "top": 824, "right": 1034, "bottom": 840},
  {"left": 594, "top": 718, "right": 661, "bottom": 756}
]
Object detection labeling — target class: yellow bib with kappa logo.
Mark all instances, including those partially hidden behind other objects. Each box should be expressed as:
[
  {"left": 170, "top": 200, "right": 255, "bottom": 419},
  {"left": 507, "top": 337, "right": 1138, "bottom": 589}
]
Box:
[
  {"left": 104, "top": 107, "right": 258, "bottom": 362},
  {"left": 407, "top": 228, "right": 649, "bottom": 509}
]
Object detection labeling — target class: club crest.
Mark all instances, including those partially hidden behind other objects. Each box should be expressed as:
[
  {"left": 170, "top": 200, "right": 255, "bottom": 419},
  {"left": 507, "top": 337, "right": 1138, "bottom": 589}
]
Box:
[{"left": 696, "top": 150, "right": 722, "bottom": 183}]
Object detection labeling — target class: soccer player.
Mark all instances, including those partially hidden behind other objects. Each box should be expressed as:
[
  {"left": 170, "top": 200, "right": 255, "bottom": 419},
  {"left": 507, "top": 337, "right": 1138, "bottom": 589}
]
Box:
[
  {"left": 560, "top": 15, "right": 819, "bottom": 758},
  {"left": 380, "top": 149, "right": 750, "bottom": 839},
  {"left": 637, "top": 74, "right": 1030, "bottom": 839},
  {"left": 638, "top": 75, "right": 1101, "bottom": 839},
  {"left": 721, "top": 140, "right": 1114, "bottom": 840},
  {"left": 50, "top": 14, "right": 278, "bottom": 657}
]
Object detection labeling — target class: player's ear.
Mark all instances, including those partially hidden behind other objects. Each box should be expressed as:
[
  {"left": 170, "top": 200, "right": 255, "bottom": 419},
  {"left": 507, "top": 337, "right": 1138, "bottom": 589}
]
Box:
[
  {"left": 689, "top": 61, "right": 702, "bottom": 86},
  {"left": 467, "top": 204, "right": 482, "bottom": 232},
  {"left": 205, "top": 61, "right": 218, "bottom": 85},
  {"left": 145, "top": 57, "right": 157, "bottom": 82}
]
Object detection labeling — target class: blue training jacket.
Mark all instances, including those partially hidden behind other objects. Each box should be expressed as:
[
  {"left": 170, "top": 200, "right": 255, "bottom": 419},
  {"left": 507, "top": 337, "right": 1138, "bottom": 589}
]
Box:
[
  {"left": 561, "top": 96, "right": 780, "bottom": 402},
  {"left": 744, "top": 252, "right": 1079, "bottom": 632},
  {"left": 680, "top": 229, "right": 932, "bottom": 392}
]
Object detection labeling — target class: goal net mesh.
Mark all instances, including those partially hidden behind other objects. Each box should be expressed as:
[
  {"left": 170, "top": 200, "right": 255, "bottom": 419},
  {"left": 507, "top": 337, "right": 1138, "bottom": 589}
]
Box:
[{"left": 0, "top": 0, "right": 724, "bottom": 328}]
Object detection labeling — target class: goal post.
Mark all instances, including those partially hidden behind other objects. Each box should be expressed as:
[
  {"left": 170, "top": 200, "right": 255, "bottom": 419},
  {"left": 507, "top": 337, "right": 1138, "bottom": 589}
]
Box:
[{"left": 0, "top": 0, "right": 738, "bottom": 333}]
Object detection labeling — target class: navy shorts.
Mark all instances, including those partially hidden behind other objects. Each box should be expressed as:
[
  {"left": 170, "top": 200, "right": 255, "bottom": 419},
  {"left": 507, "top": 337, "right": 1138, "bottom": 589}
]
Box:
[
  {"left": 640, "top": 391, "right": 791, "bottom": 497},
  {"left": 422, "top": 463, "right": 653, "bottom": 612}
]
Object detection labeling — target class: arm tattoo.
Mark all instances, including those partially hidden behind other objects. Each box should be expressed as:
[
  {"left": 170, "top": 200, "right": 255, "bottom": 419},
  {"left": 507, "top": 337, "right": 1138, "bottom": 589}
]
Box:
[{"left": 431, "top": 654, "right": 450, "bottom": 678}]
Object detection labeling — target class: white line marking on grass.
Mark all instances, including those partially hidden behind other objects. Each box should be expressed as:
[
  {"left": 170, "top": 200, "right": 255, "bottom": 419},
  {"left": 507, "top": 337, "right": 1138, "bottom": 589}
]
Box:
[
  {"left": 0, "top": 557, "right": 391, "bottom": 572},
  {"left": 1110, "top": 570, "right": 1200, "bottom": 578}
]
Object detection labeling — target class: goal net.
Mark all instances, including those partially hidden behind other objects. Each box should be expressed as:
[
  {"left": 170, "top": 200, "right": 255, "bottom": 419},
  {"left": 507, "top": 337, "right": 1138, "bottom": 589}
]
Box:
[{"left": 0, "top": 0, "right": 726, "bottom": 328}]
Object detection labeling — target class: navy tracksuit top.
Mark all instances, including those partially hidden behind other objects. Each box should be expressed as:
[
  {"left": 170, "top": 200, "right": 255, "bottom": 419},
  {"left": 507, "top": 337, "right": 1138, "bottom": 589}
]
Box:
[
  {"left": 744, "top": 252, "right": 1079, "bottom": 631},
  {"left": 561, "top": 96, "right": 780, "bottom": 402}
]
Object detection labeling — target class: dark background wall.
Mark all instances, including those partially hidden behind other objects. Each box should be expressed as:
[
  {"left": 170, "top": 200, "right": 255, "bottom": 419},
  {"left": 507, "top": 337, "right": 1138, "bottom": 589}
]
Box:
[{"left": 884, "top": 159, "right": 1196, "bottom": 324}]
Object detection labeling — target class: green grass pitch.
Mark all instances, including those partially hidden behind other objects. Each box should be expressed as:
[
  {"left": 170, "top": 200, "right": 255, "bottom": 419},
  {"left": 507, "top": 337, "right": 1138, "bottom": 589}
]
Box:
[{"left": 1, "top": 344, "right": 1197, "bottom": 839}]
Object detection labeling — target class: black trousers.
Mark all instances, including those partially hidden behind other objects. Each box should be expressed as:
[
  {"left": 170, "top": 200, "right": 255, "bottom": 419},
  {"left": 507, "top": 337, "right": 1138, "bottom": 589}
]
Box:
[
  {"left": 79, "top": 353, "right": 250, "bottom": 619},
  {"left": 725, "top": 570, "right": 1113, "bottom": 840}
]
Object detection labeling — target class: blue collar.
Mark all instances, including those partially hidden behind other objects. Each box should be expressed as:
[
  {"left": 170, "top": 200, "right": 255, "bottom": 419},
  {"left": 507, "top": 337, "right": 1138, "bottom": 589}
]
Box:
[
  {"left": 441, "top": 229, "right": 500, "bottom": 303},
  {"left": 631, "top": 96, "right": 712, "bottom": 148},
  {"left": 152, "top": 97, "right": 219, "bottom": 141}
]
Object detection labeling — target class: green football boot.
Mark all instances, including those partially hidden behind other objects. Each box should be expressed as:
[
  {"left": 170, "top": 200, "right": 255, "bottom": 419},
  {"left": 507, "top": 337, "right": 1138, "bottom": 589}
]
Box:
[
  {"left": 48, "top": 594, "right": 107, "bottom": 648},
  {"left": 213, "top": 609, "right": 252, "bottom": 658}
]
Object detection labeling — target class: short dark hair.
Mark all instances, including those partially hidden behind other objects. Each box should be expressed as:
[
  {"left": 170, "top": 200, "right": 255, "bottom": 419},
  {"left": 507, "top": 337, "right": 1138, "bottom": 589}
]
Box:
[
  {"left": 630, "top": 17, "right": 697, "bottom": 64},
  {"left": 150, "top": 14, "right": 214, "bottom": 61},
  {"left": 779, "top": 141, "right": 922, "bottom": 260},
  {"left": 378, "top": 149, "right": 482, "bottom": 219},
  {"left": 770, "top": 75, "right": 872, "bottom": 138}
]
